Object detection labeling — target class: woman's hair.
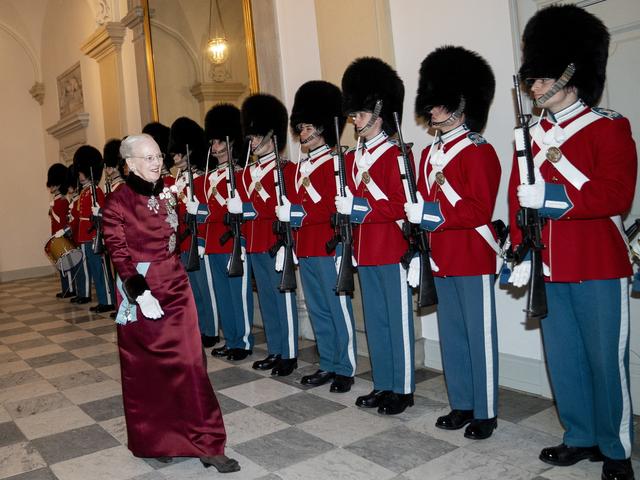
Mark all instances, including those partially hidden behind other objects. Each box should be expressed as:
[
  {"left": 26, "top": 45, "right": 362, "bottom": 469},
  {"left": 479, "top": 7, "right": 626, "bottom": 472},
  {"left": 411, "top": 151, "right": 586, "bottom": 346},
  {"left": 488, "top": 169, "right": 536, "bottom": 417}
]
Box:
[{"left": 119, "top": 133, "right": 155, "bottom": 159}]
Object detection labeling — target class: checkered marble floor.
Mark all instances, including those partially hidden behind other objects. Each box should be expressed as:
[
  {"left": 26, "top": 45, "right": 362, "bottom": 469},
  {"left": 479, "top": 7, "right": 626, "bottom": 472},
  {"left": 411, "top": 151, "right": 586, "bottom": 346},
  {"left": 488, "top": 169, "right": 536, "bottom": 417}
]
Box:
[{"left": 0, "top": 275, "right": 637, "bottom": 480}]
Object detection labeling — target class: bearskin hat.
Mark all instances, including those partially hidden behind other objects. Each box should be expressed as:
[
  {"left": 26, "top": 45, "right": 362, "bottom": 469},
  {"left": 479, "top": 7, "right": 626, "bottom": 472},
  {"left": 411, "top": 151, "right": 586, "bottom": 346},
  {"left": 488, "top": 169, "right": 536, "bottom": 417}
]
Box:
[
  {"left": 73, "top": 145, "right": 103, "bottom": 183},
  {"left": 341, "top": 57, "right": 404, "bottom": 136},
  {"left": 168, "top": 117, "right": 208, "bottom": 171},
  {"left": 47, "top": 163, "right": 68, "bottom": 192},
  {"left": 241, "top": 94, "right": 288, "bottom": 152},
  {"left": 519, "top": 4, "right": 609, "bottom": 107},
  {"left": 205, "top": 103, "right": 245, "bottom": 167},
  {"left": 290, "top": 81, "right": 346, "bottom": 148},
  {"left": 66, "top": 165, "right": 78, "bottom": 193},
  {"left": 415, "top": 46, "right": 495, "bottom": 133},
  {"left": 142, "top": 122, "right": 173, "bottom": 169},
  {"left": 103, "top": 139, "right": 122, "bottom": 169}
]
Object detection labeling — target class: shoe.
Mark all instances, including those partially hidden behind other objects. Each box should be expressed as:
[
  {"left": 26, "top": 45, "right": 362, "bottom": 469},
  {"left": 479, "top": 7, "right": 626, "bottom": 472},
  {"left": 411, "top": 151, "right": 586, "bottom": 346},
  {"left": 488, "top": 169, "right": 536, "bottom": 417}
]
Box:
[
  {"left": 252, "top": 354, "right": 280, "bottom": 370},
  {"left": 539, "top": 444, "right": 604, "bottom": 467},
  {"left": 301, "top": 369, "right": 335, "bottom": 386},
  {"left": 212, "top": 345, "right": 230, "bottom": 357},
  {"left": 90, "top": 304, "right": 115, "bottom": 313},
  {"left": 70, "top": 296, "right": 81, "bottom": 303},
  {"left": 435, "top": 409, "right": 474, "bottom": 430},
  {"left": 200, "top": 455, "right": 241, "bottom": 473},
  {"left": 602, "top": 457, "right": 635, "bottom": 480},
  {"left": 378, "top": 392, "right": 414, "bottom": 415},
  {"left": 271, "top": 358, "right": 297, "bottom": 376},
  {"left": 56, "top": 291, "right": 75, "bottom": 298},
  {"left": 227, "top": 348, "right": 252, "bottom": 361},
  {"left": 110, "top": 312, "right": 117, "bottom": 319},
  {"left": 330, "top": 375, "right": 354, "bottom": 393},
  {"left": 155, "top": 456, "right": 173, "bottom": 463},
  {"left": 355, "top": 389, "right": 390, "bottom": 408},
  {"left": 464, "top": 417, "right": 497, "bottom": 440},
  {"left": 74, "top": 297, "right": 91, "bottom": 305},
  {"left": 201, "top": 335, "right": 219, "bottom": 348}
]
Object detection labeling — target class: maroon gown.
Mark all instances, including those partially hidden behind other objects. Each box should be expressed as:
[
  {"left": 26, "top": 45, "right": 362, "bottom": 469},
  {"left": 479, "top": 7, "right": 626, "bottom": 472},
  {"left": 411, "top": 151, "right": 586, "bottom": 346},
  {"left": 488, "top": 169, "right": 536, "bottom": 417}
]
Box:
[{"left": 103, "top": 173, "right": 226, "bottom": 458}]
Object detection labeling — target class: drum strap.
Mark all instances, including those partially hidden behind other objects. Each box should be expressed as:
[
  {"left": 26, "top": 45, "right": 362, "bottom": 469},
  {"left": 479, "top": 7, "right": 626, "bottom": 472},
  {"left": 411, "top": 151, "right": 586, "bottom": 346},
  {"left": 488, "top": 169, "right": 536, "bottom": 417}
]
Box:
[{"left": 115, "top": 262, "right": 151, "bottom": 325}]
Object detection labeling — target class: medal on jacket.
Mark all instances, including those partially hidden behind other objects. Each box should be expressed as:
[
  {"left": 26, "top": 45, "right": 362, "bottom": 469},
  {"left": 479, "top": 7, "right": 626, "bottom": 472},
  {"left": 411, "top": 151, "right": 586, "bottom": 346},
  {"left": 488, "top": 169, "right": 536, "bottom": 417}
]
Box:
[
  {"left": 362, "top": 171, "right": 371, "bottom": 184},
  {"left": 435, "top": 171, "right": 446, "bottom": 185},
  {"left": 546, "top": 146, "right": 562, "bottom": 163},
  {"left": 302, "top": 177, "right": 310, "bottom": 187},
  {"left": 211, "top": 186, "right": 218, "bottom": 196},
  {"left": 255, "top": 181, "right": 262, "bottom": 192}
]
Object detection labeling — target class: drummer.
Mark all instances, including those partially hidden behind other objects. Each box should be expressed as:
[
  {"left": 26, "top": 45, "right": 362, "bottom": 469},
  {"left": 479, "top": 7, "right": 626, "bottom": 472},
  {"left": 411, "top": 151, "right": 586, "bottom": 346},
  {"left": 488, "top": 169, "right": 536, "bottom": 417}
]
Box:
[{"left": 47, "top": 163, "right": 74, "bottom": 298}]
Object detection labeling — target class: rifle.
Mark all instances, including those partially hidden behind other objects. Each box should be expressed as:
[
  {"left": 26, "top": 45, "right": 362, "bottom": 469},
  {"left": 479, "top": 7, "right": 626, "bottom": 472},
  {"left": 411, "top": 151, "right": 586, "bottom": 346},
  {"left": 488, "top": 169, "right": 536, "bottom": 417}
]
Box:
[
  {"left": 626, "top": 219, "right": 640, "bottom": 260},
  {"left": 105, "top": 175, "right": 112, "bottom": 195},
  {"left": 325, "top": 116, "right": 355, "bottom": 294},
  {"left": 512, "top": 75, "right": 547, "bottom": 319},
  {"left": 89, "top": 167, "right": 105, "bottom": 255},
  {"left": 269, "top": 135, "right": 297, "bottom": 291},
  {"left": 393, "top": 112, "right": 438, "bottom": 308},
  {"left": 184, "top": 144, "right": 201, "bottom": 272},
  {"left": 219, "top": 136, "right": 244, "bottom": 277}
]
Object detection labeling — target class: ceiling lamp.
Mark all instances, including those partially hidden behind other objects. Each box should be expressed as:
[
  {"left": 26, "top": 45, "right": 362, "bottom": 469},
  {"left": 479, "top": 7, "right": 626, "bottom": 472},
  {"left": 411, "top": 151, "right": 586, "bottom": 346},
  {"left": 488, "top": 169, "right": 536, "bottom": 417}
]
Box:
[{"left": 207, "top": 0, "right": 229, "bottom": 64}]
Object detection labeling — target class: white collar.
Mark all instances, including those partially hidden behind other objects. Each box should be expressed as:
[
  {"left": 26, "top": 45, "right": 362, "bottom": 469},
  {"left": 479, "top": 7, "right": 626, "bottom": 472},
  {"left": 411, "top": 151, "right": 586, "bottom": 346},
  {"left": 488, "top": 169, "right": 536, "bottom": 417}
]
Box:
[
  {"left": 308, "top": 144, "right": 331, "bottom": 160},
  {"left": 548, "top": 99, "right": 587, "bottom": 124},
  {"left": 364, "top": 131, "right": 387, "bottom": 150},
  {"left": 440, "top": 124, "right": 469, "bottom": 145},
  {"left": 257, "top": 151, "right": 276, "bottom": 165}
]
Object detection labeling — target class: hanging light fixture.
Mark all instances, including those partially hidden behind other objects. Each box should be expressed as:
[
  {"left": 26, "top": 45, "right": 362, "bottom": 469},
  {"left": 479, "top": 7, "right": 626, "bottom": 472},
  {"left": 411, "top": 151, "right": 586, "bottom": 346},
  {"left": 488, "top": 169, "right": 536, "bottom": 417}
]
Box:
[{"left": 207, "top": 0, "right": 229, "bottom": 64}]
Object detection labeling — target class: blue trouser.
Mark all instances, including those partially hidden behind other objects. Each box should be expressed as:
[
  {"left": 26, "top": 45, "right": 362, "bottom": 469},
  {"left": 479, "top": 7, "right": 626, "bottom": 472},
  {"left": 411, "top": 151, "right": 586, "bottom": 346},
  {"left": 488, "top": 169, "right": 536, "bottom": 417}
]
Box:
[
  {"left": 299, "top": 257, "right": 356, "bottom": 377},
  {"left": 543, "top": 279, "right": 633, "bottom": 460},
  {"left": 181, "top": 252, "right": 219, "bottom": 337},
  {"left": 210, "top": 253, "right": 254, "bottom": 350},
  {"left": 359, "top": 263, "right": 414, "bottom": 394},
  {"left": 435, "top": 274, "right": 498, "bottom": 419},
  {"left": 73, "top": 244, "right": 91, "bottom": 298},
  {"left": 251, "top": 252, "right": 298, "bottom": 359},
  {"left": 83, "top": 242, "right": 115, "bottom": 305},
  {"left": 59, "top": 270, "right": 75, "bottom": 294}
]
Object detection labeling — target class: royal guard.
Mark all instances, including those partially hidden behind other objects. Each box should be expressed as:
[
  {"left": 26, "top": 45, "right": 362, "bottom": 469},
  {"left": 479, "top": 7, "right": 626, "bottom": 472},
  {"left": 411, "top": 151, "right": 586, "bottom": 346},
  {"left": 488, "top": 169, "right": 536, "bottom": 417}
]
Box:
[
  {"left": 168, "top": 117, "right": 220, "bottom": 348},
  {"left": 103, "top": 139, "right": 126, "bottom": 195},
  {"left": 47, "top": 163, "right": 74, "bottom": 298},
  {"left": 66, "top": 166, "right": 85, "bottom": 303},
  {"left": 73, "top": 145, "right": 115, "bottom": 312},
  {"left": 275, "top": 81, "right": 357, "bottom": 392},
  {"left": 227, "top": 93, "right": 299, "bottom": 376},
  {"left": 405, "top": 46, "right": 501, "bottom": 438},
  {"left": 143, "top": 122, "right": 173, "bottom": 188},
  {"left": 508, "top": 5, "right": 637, "bottom": 479},
  {"left": 335, "top": 57, "right": 414, "bottom": 414}
]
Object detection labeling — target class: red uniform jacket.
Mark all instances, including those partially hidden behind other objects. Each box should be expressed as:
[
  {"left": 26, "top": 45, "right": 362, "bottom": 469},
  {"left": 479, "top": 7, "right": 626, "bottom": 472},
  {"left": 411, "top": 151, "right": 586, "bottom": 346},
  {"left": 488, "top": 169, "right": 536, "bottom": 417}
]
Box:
[
  {"left": 417, "top": 126, "right": 501, "bottom": 276},
  {"left": 202, "top": 164, "right": 234, "bottom": 255},
  {"left": 77, "top": 184, "right": 105, "bottom": 243},
  {"left": 49, "top": 194, "right": 70, "bottom": 234},
  {"left": 508, "top": 103, "right": 636, "bottom": 282},
  {"left": 68, "top": 193, "right": 80, "bottom": 243},
  {"left": 344, "top": 133, "right": 408, "bottom": 266},
  {"left": 177, "top": 173, "right": 207, "bottom": 254}
]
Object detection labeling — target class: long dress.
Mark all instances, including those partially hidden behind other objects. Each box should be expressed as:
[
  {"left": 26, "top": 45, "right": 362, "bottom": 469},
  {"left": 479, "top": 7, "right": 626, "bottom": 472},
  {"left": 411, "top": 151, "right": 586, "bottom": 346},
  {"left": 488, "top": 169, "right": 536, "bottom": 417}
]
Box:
[{"left": 102, "top": 172, "right": 227, "bottom": 458}]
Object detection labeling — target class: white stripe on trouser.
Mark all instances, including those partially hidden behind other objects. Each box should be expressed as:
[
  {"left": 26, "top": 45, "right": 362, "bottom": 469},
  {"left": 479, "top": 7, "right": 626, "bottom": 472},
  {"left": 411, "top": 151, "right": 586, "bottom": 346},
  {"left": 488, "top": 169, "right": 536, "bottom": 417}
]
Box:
[
  {"left": 339, "top": 294, "right": 356, "bottom": 376},
  {"left": 101, "top": 258, "right": 113, "bottom": 304},
  {"left": 399, "top": 264, "right": 411, "bottom": 393},
  {"left": 66, "top": 271, "right": 74, "bottom": 293},
  {"left": 241, "top": 264, "right": 251, "bottom": 349},
  {"left": 203, "top": 256, "right": 219, "bottom": 332},
  {"left": 81, "top": 244, "right": 90, "bottom": 296},
  {"left": 482, "top": 274, "right": 495, "bottom": 418},
  {"left": 617, "top": 278, "right": 632, "bottom": 457},
  {"left": 285, "top": 292, "right": 295, "bottom": 357}
]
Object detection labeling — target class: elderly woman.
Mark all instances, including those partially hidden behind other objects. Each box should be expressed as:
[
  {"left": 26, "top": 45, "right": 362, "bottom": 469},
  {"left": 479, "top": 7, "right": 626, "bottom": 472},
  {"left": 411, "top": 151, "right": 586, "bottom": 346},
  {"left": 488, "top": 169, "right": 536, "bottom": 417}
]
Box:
[{"left": 102, "top": 134, "right": 239, "bottom": 473}]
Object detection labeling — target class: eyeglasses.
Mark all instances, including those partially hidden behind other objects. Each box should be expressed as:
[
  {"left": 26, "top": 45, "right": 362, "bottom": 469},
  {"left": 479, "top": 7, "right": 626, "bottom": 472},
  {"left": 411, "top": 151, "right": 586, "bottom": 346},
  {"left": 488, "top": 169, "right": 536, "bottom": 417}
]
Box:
[
  {"left": 128, "top": 153, "right": 165, "bottom": 162},
  {"left": 524, "top": 78, "right": 556, "bottom": 88}
]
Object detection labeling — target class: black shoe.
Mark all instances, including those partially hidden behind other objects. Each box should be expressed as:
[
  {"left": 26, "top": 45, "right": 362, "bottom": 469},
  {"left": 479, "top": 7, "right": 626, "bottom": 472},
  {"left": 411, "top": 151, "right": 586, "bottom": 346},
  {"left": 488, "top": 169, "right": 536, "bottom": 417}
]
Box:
[
  {"left": 539, "top": 444, "right": 604, "bottom": 467},
  {"left": 602, "top": 458, "right": 635, "bottom": 480},
  {"left": 57, "top": 291, "right": 75, "bottom": 298},
  {"left": 200, "top": 455, "right": 241, "bottom": 473},
  {"left": 155, "top": 456, "right": 173, "bottom": 464},
  {"left": 90, "top": 304, "right": 116, "bottom": 313},
  {"left": 252, "top": 354, "right": 280, "bottom": 370},
  {"left": 435, "top": 409, "right": 474, "bottom": 430},
  {"left": 74, "top": 297, "right": 91, "bottom": 305},
  {"left": 271, "top": 358, "right": 297, "bottom": 377},
  {"left": 330, "top": 375, "right": 354, "bottom": 393},
  {"left": 356, "top": 389, "right": 391, "bottom": 408},
  {"left": 201, "top": 335, "right": 219, "bottom": 348},
  {"left": 110, "top": 311, "right": 117, "bottom": 319},
  {"left": 70, "top": 296, "right": 81, "bottom": 303},
  {"left": 212, "top": 345, "right": 229, "bottom": 357},
  {"left": 227, "top": 348, "right": 252, "bottom": 361},
  {"left": 464, "top": 417, "right": 497, "bottom": 440},
  {"left": 378, "top": 393, "right": 414, "bottom": 415},
  {"left": 301, "top": 369, "right": 335, "bottom": 386}
]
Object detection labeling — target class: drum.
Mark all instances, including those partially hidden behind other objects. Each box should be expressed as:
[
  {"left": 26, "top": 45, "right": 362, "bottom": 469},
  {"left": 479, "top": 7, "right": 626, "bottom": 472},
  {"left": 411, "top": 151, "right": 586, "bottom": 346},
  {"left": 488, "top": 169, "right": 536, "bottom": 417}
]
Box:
[{"left": 44, "top": 236, "right": 83, "bottom": 272}]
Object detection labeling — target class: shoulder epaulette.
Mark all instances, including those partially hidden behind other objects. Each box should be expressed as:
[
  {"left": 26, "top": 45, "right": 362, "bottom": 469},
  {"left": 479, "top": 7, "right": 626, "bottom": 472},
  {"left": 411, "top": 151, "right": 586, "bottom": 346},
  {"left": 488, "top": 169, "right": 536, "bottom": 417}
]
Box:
[
  {"left": 467, "top": 132, "right": 487, "bottom": 146},
  {"left": 591, "top": 107, "right": 623, "bottom": 120}
]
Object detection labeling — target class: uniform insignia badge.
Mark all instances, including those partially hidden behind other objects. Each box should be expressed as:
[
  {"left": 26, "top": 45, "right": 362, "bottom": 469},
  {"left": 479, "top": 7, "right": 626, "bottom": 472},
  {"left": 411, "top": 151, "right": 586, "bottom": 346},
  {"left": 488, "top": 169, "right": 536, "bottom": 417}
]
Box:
[
  {"left": 362, "top": 171, "right": 371, "bottom": 184},
  {"left": 467, "top": 132, "right": 487, "bottom": 145},
  {"left": 255, "top": 181, "right": 262, "bottom": 192},
  {"left": 435, "top": 171, "right": 446, "bottom": 185},
  {"left": 302, "top": 177, "right": 311, "bottom": 187},
  {"left": 592, "top": 107, "right": 622, "bottom": 120},
  {"left": 546, "top": 146, "right": 562, "bottom": 163},
  {"left": 211, "top": 186, "right": 218, "bottom": 196}
]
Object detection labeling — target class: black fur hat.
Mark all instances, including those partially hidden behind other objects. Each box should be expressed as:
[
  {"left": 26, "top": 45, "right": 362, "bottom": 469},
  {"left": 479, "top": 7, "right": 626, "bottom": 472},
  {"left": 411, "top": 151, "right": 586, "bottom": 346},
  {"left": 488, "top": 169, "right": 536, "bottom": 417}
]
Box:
[
  {"left": 168, "top": 117, "right": 208, "bottom": 170},
  {"left": 47, "top": 163, "right": 68, "bottom": 192},
  {"left": 290, "top": 81, "right": 345, "bottom": 148},
  {"left": 142, "top": 122, "right": 173, "bottom": 169},
  {"left": 341, "top": 57, "right": 404, "bottom": 135},
  {"left": 66, "top": 165, "right": 78, "bottom": 193},
  {"left": 415, "top": 46, "right": 495, "bottom": 133},
  {"left": 241, "top": 94, "right": 288, "bottom": 152},
  {"left": 73, "top": 145, "right": 103, "bottom": 183},
  {"left": 103, "top": 139, "right": 122, "bottom": 169},
  {"left": 519, "top": 4, "right": 609, "bottom": 107},
  {"left": 205, "top": 104, "right": 243, "bottom": 147}
]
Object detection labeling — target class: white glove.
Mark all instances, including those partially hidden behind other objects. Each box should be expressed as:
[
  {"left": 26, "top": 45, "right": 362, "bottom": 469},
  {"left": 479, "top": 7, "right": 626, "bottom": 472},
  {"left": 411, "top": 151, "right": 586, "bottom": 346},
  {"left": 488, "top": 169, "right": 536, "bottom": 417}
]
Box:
[
  {"left": 509, "top": 261, "right": 531, "bottom": 288},
  {"left": 185, "top": 187, "right": 199, "bottom": 215},
  {"left": 275, "top": 195, "right": 291, "bottom": 222},
  {"left": 407, "top": 255, "right": 439, "bottom": 288},
  {"left": 173, "top": 174, "right": 187, "bottom": 194},
  {"left": 404, "top": 192, "right": 425, "bottom": 224},
  {"left": 334, "top": 254, "right": 358, "bottom": 272},
  {"left": 54, "top": 229, "right": 65, "bottom": 238},
  {"left": 517, "top": 168, "right": 545, "bottom": 209},
  {"left": 136, "top": 290, "right": 164, "bottom": 320},
  {"left": 91, "top": 206, "right": 101, "bottom": 217},
  {"left": 198, "top": 245, "right": 205, "bottom": 258},
  {"left": 227, "top": 191, "right": 243, "bottom": 214},
  {"left": 335, "top": 186, "right": 354, "bottom": 215},
  {"left": 274, "top": 246, "right": 298, "bottom": 272}
]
